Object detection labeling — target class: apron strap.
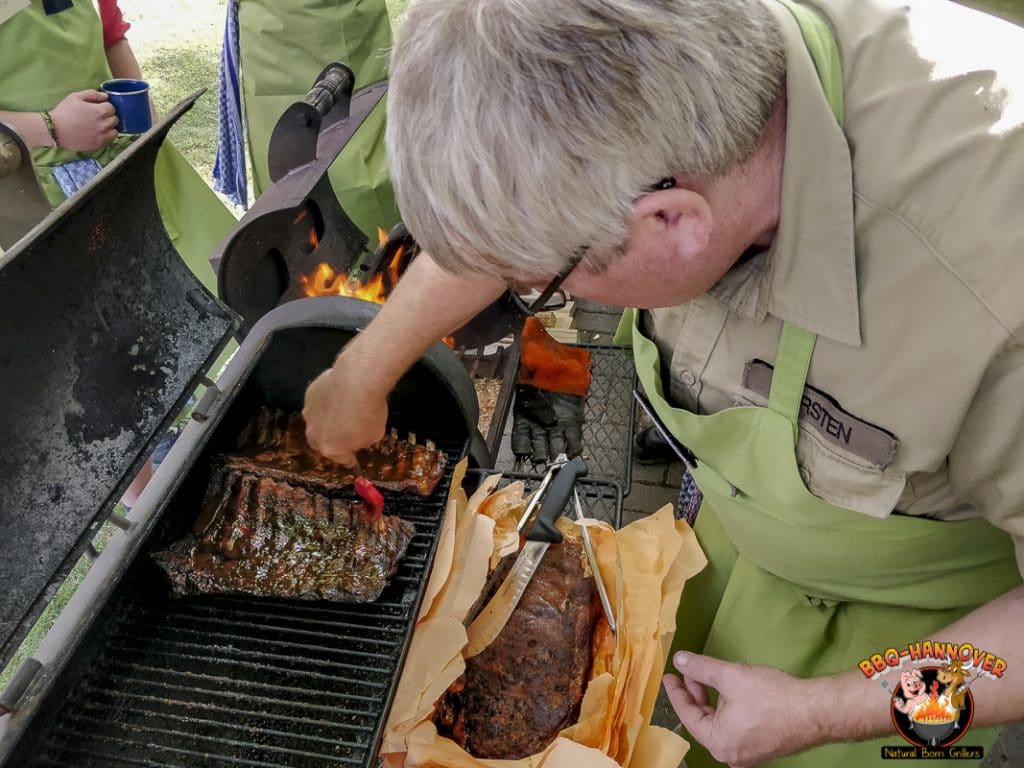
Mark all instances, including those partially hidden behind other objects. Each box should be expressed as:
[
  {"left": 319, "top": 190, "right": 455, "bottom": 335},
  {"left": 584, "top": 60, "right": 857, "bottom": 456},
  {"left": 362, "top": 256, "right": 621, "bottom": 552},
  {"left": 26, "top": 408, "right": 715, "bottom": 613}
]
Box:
[
  {"left": 774, "top": 0, "right": 844, "bottom": 123},
  {"left": 767, "top": 322, "right": 817, "bottom": 432}
]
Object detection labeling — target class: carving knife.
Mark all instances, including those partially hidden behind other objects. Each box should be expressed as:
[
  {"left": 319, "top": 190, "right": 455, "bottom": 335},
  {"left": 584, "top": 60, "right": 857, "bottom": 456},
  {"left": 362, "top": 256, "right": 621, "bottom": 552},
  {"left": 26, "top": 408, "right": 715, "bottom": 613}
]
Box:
[{"left": 464, "top": 456, "right": 588, "bottom": 657}]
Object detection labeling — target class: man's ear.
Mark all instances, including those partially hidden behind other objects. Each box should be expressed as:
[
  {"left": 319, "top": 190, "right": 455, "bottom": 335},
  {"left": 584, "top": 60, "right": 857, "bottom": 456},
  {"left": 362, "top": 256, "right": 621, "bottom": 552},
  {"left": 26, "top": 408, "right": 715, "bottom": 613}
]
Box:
[{"left": 632, "top": 187, "right": 712, "bottom": 258}]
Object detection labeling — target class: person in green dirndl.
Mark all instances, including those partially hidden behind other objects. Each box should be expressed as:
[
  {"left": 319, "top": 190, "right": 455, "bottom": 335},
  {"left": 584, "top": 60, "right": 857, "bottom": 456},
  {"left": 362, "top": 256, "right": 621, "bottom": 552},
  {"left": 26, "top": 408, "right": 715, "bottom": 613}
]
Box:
[
  {"left": 222, "top": 0, "right": 400, "bottom": 237},
  {"left": 0, "top": 0, "right": 235, "bottom": 291},
  {"left": 300, "top": 0, "right": 1024, "bottom": 764}
]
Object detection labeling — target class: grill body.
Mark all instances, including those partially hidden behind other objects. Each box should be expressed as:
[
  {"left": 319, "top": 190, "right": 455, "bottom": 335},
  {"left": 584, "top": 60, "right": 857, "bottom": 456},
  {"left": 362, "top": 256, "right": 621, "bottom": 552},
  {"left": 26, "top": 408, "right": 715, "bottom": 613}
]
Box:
[{"left": 1, "top": 298, "right": 478, "bottom": 768}]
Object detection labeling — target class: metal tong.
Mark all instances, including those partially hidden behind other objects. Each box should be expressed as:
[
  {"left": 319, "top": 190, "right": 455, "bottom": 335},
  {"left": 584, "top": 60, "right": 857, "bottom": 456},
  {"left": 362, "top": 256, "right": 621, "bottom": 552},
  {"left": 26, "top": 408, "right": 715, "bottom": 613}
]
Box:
[
  {"left": 519, "top": 454, "right": 617, "bottom": 637},
  {"left": 464, "top": 456, "right": 616, "bottom": 656}
]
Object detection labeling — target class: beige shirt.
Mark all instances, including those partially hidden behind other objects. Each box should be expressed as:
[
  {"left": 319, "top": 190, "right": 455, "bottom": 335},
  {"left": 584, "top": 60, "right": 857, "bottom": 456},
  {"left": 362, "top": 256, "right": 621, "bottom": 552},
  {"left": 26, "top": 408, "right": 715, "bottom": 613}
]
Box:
[{"left": 645, "top": 0, "right": 1024, "bottom": 573}]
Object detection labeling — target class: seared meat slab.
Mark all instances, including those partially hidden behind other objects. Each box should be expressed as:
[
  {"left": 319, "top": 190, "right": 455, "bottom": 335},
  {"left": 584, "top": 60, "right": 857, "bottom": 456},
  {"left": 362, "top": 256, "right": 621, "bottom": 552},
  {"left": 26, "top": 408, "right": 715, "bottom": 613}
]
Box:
[
  {"left": 435, "top": 540, "right": 601, "bottom": 758},
  {"left": 230, "top": 408, "right": 447, "bottom": 496},
  {"left": 153, "top": 469, "right": 415, "bottom": 603}
]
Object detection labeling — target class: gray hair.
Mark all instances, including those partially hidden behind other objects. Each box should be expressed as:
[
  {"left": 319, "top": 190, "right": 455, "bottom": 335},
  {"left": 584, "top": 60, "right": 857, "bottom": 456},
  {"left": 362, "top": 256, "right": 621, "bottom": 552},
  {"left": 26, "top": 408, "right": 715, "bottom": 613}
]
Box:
[{"left": 386, "top": 0, "right": 785, "bottom": 278}]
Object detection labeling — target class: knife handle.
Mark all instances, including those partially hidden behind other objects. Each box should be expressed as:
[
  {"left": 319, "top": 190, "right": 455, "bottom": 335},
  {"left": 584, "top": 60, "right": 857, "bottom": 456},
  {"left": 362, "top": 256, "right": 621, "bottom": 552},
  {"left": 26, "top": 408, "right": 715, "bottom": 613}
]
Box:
[{"left": 529, "top": 456, "right": 588, "bottom": 543}]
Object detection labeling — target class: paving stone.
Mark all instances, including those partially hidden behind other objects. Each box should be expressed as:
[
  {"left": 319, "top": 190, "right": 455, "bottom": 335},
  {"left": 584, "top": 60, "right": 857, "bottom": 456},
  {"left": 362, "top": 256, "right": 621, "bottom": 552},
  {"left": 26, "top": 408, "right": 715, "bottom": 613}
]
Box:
[
  {"left": 574, "top": 311, "right": 622, "bottom": 334},
  {"left": 623, "top": 480, "right": 677, "bottom": 517},
  {"left": 579, "top": 329, "right": 622, "bottom": 345},
  {"left": 574, "top": 298, "right": 623, "bottom": 314},
  {"left": 665, "top": 460, "right": 687, "bottom": 490},
  {"left": 632, "top": 459, "right": 670, "bottom": 486}
]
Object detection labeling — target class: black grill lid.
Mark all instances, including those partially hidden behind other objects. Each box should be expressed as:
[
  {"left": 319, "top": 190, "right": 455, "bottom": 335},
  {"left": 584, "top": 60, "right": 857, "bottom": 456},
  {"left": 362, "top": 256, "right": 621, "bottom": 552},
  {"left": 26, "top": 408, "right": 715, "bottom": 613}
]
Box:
[{"left": 0, "top": 93, "right": 238, "bottom": 668}]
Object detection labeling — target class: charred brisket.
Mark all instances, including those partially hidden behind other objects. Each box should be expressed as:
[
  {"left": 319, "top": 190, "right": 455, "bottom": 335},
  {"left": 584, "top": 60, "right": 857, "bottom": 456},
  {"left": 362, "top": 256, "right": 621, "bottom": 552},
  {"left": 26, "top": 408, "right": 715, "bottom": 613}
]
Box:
[
  {"left": 435, "top": 540, "right": 601, "bottom": 758},
  {"left": 153, "top": 469, "right": 415, "bottom": 603},
  {"left": 228, "top": 408, "right": 447, "bottom": 496}
]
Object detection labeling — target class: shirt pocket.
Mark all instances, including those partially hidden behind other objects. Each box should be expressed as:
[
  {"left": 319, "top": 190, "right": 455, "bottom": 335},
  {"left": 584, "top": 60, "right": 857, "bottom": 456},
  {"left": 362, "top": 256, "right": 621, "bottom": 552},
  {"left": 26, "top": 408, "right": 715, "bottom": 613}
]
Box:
[{"left": 794, "top": 425, "right": 907, "bottom": 519}]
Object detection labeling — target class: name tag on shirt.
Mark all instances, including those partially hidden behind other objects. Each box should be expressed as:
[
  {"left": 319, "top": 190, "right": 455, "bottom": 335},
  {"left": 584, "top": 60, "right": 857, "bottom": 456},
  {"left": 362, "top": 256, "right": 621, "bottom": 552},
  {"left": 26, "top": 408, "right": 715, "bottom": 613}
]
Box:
[
  {"left": 0, "top": 0, "right": 29, "bottom": 27},
  {"left": 743, "top": 359, "right": 899, "bottom": 469}
]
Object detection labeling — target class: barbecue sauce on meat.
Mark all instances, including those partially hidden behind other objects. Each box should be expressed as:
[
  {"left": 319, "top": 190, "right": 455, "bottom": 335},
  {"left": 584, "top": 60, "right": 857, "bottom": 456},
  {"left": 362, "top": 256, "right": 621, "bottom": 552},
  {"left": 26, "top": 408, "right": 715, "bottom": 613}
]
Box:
[
  {"left": 434, "top": 540, "right": 601, "bottom": 758},
  {"left": 152, "top": 469, "right": 415, "bottom": 603},
  {"left": 230, "top": 408, "right": 446, "bottom": 496}
]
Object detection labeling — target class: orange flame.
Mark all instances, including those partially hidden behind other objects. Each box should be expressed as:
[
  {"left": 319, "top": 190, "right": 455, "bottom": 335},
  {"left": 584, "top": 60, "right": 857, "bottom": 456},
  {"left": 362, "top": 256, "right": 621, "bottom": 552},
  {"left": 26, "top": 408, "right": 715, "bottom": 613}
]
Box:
[
  {"left": 912, "top": 697, "right": 957, "bottom": 724},
  {"left": 300, "top": 262, "right": 389, "bottom": 303},
  {"left": 299, "top": 226, "right": 415, "bottom": 305}
]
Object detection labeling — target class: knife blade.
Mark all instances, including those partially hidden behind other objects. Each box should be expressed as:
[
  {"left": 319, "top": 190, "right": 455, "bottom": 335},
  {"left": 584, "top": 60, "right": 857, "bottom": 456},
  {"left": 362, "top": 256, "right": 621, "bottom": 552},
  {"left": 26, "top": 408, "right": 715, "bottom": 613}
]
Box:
[{"left": 464, "top": 456, "right": 588, "bottom": 658}]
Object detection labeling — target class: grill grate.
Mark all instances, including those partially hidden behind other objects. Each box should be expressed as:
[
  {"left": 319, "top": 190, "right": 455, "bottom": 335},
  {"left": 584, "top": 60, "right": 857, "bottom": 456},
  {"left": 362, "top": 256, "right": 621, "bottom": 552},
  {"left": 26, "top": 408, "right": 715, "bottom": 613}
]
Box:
[
  {"left": 22, "top": 446, "right": 465, "bottom": 768},
  {"left": 497, "top": 344, "right": 637, "bottom": 493}
]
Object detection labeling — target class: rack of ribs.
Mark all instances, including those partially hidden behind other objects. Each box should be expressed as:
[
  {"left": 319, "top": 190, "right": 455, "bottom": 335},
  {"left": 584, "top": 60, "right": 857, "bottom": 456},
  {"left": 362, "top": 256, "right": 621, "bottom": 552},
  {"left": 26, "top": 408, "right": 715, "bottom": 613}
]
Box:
[
  {"left": 152, "top": 468, "right": 415, "bottom": 603},
  {"left": 434, "top": 538, "right": 601, "bottom": 758},
  {"left": 225, "top": 407, "right": 447, "bottom": 496}
]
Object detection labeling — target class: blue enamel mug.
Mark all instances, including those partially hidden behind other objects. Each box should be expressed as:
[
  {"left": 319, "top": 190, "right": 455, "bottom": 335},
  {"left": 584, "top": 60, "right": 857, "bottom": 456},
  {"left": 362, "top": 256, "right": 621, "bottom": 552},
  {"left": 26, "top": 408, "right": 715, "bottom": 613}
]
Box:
[{"left": 100, "top": 79, "right": 153, "bottom": 134}]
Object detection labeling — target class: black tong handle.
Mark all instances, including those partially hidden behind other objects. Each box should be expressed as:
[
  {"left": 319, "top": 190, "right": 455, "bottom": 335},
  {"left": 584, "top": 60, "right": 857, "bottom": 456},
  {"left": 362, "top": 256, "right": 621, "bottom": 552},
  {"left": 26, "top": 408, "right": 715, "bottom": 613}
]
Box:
[{"left": 529, "top": 457, "right": 588, "bottom": 544}]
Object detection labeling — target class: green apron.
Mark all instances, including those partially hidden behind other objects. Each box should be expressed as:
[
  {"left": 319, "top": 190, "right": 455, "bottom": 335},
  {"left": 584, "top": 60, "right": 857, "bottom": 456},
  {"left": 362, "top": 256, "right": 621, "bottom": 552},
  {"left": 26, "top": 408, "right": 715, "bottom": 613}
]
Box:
[
  {"left": 238, "top": 0, "right": 400, "bottom": 238},
  {"left": 621, "top": 3, "right": 1022, "bottom": 765},
  {"left": 0, "top": 0, "right": 235, "bottom": 292}
]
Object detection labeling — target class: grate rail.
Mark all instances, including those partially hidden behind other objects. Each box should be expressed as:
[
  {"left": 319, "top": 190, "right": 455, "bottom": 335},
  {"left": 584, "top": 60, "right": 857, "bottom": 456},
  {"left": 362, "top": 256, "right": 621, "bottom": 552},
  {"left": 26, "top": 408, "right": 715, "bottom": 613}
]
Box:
[{"left": 20, "top": 446, "right": 465, "bottom": 768}]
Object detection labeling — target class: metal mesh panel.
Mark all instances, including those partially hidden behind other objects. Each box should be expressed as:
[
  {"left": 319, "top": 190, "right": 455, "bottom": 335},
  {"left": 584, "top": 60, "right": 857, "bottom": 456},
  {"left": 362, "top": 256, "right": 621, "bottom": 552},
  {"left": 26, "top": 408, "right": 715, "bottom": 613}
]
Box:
[
  {"left": 21, "top": 447, "right": 464, "bottom": 768},
  {"left": 467, "top": 469, "right": 623, "bottom": 530},
  {"left": 496, "top": 344, "right": 637, "bottom": 493}
]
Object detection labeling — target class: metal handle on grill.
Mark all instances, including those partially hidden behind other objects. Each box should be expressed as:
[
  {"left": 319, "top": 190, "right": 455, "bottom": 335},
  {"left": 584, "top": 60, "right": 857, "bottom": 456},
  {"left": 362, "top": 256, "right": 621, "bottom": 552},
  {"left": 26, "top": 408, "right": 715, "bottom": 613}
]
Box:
[
  {"left": 305, "top": 63, "right": 356, "bottom": 117},
  {"left": 0, "top": 658, "right": 41, "bottom": 715}
]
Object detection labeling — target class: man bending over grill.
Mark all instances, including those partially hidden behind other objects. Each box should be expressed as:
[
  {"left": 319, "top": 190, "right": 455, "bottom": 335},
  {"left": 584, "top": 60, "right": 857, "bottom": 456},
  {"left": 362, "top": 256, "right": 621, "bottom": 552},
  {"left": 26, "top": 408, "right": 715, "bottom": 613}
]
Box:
[{"left": 302, "top": 0, "right": 1024, "bottom": 764}]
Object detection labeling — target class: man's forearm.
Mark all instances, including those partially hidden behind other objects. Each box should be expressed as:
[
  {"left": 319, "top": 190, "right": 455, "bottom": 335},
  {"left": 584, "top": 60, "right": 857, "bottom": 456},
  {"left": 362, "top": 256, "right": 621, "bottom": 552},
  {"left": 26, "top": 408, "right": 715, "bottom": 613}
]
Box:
[
  {"left": 336, "top": 252, "right": 505, "bottom": 386},
  {"left": 815, "top": 584, "right": 1024, "bottom": 742},
  {"left": 0, "top": 110, "right": 53, "bottom": 148}
]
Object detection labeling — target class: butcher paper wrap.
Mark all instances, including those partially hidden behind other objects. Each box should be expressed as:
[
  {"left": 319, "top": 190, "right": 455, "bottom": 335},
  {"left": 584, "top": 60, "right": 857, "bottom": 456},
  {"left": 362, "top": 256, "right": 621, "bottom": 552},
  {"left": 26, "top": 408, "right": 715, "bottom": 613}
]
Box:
[{"left": 381, "top": 460, "right": 707, "bottom": 767}]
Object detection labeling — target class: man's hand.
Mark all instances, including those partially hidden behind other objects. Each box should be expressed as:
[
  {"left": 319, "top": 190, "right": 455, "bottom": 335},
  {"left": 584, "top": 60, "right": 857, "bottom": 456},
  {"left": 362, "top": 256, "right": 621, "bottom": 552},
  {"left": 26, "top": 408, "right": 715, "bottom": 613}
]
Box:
[
  {"left": 663, "top": 653, "right": 825, "bottom": 767},
  {"left": 511, "top": 385, "right": 584, "bottom": 466},
  {"left": 303, "top": 359, "right": 388, "bottom": 466},
  {"left": 49, "top": 90, "right": 119, "bottom": 151},
  {"left": 301, "top": 251, "right": 504, "bottom": 464}
]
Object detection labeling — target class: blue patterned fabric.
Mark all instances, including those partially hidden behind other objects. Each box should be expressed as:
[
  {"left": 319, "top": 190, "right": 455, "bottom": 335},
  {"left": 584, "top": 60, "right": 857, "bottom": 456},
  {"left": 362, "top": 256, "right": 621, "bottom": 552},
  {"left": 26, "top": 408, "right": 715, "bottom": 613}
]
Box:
[
  {"left": 212, "top": 0, "right": 247, "bottom": 208},
  {"left": 676, "top": 469, "right": 703, "bottom": 525},
  {"left": 51, "top": 158, "right": 103, "bottom": 198}
]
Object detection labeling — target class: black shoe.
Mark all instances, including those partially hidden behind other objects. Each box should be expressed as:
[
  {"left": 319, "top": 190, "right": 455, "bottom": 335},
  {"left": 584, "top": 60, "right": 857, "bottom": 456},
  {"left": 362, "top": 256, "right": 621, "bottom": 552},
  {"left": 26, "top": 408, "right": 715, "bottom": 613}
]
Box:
[{"left": 634, "top": 426, "right": 678, "bottom": 465}]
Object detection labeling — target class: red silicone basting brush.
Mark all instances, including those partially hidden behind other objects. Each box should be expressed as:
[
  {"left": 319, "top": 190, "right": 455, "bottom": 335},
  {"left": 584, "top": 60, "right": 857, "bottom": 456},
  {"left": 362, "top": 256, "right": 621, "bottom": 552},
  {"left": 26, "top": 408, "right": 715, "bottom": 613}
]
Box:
[{"left": 354, "top": 476, "right": 385, "bottom": 521}]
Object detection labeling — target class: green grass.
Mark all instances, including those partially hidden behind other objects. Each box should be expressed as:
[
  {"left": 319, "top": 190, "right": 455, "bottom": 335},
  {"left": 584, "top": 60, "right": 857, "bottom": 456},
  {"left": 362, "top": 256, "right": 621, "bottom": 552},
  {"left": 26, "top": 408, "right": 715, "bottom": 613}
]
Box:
[
  {"left": 144, "top": 42, "right": 223, "bottom": 183},
  {"left": 0, "top": 524, "right": 116, "bottom": 690},
  {"left": 962, "top": 0, "right": 1024, "bottom": 23}
]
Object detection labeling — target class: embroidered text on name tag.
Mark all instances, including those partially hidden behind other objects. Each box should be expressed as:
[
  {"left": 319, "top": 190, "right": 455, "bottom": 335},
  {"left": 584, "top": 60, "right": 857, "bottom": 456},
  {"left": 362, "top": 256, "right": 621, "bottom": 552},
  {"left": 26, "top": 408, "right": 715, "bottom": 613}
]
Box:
[{"left": 743, "top": 360, "right": 898, "bottom": 469}]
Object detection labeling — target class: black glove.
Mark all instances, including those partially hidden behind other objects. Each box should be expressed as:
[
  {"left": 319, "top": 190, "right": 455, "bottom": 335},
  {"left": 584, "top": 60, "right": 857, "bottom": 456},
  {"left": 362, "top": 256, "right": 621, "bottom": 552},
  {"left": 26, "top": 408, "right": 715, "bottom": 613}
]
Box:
[{"left": 510, "top": 384, "right": 584, "bottom": 467}]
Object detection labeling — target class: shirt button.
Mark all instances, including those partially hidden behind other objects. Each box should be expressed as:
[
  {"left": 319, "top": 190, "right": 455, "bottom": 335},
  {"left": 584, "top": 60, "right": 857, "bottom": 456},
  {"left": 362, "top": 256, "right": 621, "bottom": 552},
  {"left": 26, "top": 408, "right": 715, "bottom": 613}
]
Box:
[
  {"left": 680, "top": 370, "right": 697, "bottom": 387},
  {"left": 798, "top": 464, "right": 812, "bottom": 485}
]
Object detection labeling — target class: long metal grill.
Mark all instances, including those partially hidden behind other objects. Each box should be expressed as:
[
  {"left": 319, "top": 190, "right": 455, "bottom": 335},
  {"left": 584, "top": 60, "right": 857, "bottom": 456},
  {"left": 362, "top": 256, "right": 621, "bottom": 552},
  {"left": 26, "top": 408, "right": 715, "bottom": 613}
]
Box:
[{"left": 21, "top": 446, "right": 464, "bottom": 768}]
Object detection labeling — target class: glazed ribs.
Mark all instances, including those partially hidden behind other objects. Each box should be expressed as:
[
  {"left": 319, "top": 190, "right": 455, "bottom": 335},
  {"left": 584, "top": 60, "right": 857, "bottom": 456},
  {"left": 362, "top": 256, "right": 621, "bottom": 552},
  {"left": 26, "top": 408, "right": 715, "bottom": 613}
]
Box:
[
  {"left": 228, "top": 408, "right": 447, "bottom": 496},
  {"left": 435, "top": 540, "right": 601, "bottom": 758},
  {"left": 153, "top": 469, "right": 415, "bottom": 603}
]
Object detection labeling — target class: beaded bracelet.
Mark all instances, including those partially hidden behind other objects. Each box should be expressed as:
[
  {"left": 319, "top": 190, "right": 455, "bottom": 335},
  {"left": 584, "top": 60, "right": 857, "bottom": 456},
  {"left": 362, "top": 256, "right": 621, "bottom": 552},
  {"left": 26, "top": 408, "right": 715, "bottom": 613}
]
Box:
[{"left": 39, "top": 110, "right": 60, "bottom": 147}]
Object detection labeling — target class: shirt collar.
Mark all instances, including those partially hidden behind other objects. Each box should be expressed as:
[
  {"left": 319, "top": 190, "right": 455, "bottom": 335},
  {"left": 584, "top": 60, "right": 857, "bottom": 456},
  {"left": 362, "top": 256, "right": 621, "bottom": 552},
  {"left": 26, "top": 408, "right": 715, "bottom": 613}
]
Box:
[{"left": 712, "top": 0, "right": 861, "bottom": 347}]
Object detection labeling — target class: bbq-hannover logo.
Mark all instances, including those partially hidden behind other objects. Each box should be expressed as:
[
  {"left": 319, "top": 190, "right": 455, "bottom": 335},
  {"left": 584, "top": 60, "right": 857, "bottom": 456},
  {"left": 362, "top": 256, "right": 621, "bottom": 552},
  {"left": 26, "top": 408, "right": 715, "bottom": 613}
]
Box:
[{"left": 857, "top": 641, "right": 1008, "bottom": 759}]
